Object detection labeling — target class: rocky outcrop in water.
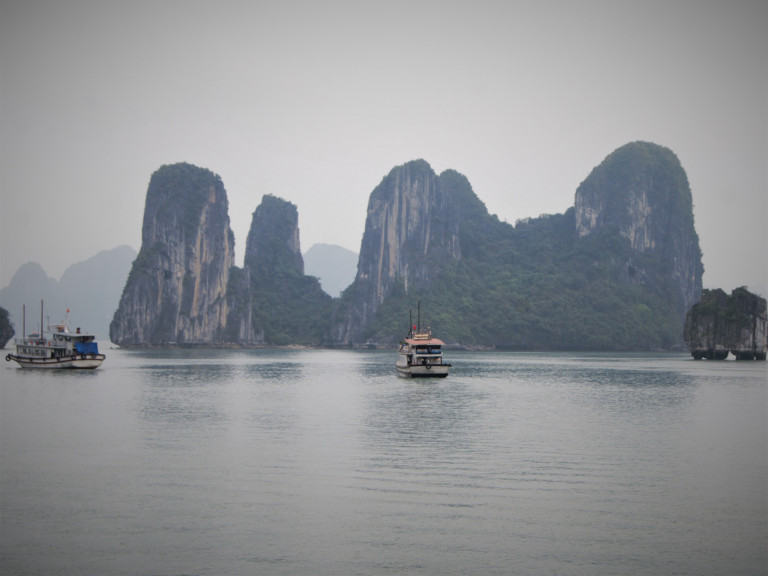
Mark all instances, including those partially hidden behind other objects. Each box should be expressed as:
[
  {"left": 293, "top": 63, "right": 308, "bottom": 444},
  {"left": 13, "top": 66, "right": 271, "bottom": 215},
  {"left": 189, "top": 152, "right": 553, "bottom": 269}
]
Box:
[
  {"left": 110, "top": 163, "right": 234, "bottom": 345},
  {"left": 684, "top": 287, "right": 767, "bottom": 360}
]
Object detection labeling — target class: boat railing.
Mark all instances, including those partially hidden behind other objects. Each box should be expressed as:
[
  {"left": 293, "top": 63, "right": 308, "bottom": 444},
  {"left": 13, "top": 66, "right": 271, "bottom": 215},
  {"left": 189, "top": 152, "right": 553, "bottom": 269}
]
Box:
[{"left": 14, "top": 337, "right": 67, "bottom": 348}]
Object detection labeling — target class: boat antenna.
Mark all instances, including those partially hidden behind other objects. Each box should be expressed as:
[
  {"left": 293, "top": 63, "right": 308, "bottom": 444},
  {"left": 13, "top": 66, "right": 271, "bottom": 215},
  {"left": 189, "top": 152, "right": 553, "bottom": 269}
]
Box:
[
  {"left": 22, "top": 304, "right": 26, "bottom": 340},
  {"left": 409, "top": 308, "right": 413, "bottom": 337},
  {"left": 418, "top": 299, "right": 421, "bottom": 333}
]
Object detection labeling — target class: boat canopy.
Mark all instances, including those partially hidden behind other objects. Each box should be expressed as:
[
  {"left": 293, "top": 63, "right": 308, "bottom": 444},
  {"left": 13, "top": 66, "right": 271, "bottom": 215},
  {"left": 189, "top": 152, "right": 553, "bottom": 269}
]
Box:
[
  {"left": 75, "top": 342, "right": 100, "bottom": 355},
  {"left": 405, "top": 337, "right": 445, "bottom": 347}
]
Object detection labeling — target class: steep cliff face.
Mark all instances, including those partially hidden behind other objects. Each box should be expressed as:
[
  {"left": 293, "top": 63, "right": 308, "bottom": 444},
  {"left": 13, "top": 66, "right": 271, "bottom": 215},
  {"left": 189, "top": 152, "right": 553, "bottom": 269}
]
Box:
[
  {"left": 224, "top": 266, "right": 255, "bottom": 344},
  {"left": 574, "top": 141, "right": 703, "bottom": 320},
  {"left": 110, "top": 163, "right": 234, "bottom": 345},
  {"left": 330, "top": 160, "right": 463, "bottom": 343},
  {"left": 684, "top": 287, "right": 767, "bottom": 359}
]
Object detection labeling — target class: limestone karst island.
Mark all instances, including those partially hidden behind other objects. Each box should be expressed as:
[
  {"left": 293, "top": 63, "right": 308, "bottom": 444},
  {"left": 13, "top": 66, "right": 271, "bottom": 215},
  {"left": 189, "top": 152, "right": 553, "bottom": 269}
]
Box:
[{"left": 107, "top": 141, "right": 767, "bottom": 358}]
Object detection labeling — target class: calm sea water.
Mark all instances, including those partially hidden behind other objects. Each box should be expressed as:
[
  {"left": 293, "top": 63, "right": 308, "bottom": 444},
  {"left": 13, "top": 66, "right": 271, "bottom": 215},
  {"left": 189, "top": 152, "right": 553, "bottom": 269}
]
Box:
[{"left": 1, "top": 348, "right": 766, "bottom": 575}]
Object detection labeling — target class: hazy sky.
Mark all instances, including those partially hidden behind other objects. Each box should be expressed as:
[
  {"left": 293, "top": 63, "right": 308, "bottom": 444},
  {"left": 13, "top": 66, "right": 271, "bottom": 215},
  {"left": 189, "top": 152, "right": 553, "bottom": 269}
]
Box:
[{"left": 2, "top": 0, "right": 766, "bottom": 295}]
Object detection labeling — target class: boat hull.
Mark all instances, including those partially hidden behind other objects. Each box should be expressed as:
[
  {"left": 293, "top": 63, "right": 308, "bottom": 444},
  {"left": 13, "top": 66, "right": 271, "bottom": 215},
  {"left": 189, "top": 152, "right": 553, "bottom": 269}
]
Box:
[
  {"left": 5, "top": 353, "right": 105, "bottom": 369},
  {"left": 396, "top": 363, "right": 450, "bottom": 378}
]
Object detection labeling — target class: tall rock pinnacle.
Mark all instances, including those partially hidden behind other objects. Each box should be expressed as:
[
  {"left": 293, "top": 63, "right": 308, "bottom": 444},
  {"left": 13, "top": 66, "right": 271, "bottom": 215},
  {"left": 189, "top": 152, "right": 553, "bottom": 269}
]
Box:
[
  {"left": 244, "top": 194, "right": 304, "bottom": 281},
  {"left": 110, "top": 163, "right": 235, "bottom": 345},
  {"left": 234, "top": 194, "right": 331, "bottom": 345}
]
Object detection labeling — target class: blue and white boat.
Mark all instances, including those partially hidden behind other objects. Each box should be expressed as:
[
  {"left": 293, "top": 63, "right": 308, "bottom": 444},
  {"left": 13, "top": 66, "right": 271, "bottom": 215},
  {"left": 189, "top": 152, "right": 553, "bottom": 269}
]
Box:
[{"left": 5, "top": 303, "right": 105, "bottom": 369}]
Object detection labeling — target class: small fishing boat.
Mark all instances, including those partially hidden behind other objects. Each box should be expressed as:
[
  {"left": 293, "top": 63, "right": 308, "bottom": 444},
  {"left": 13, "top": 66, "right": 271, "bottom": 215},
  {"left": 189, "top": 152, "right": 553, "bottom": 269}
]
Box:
[
  {"left": 396, "top": 301, "right": 450, "bottom": 378},
  {"left": 5, "top": 301, "right": 105, "bottom": 369}
]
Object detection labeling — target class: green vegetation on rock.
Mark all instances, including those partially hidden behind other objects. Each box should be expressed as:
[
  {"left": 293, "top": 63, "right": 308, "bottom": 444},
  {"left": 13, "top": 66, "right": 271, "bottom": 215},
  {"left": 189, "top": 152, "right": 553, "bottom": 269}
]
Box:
[
  {"left": 334, "top": 142, "right": 703, "bottom": 350},
  {"left": 360, "top": 208, "right": 681, "bottom": 349},
  {"left": 243, "top": 195, "right": 332, "bottom": 345}
]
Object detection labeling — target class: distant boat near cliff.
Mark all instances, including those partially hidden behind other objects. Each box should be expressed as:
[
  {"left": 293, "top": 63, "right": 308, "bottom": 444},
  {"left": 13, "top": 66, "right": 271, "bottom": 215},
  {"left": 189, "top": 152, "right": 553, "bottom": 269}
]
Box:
[
  {"left": 5, "top": 302, "right": 105, "bottom": 369},
  {"left": 396, "top": 302, "right": 451, "bottom": 378}
]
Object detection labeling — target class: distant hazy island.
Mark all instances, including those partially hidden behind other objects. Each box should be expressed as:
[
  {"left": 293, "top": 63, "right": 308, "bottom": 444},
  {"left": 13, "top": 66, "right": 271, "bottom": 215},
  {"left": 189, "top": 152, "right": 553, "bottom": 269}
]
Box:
[
  {"left": 109, "top": 141, "right": 715, "bottom": 351},
  {"left": 0, "top": 246, "right": 137, "bottom": 342}
]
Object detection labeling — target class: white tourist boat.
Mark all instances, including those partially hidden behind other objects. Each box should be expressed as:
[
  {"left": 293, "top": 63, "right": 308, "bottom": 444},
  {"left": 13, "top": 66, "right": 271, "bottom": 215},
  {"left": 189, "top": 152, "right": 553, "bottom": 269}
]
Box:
[
  {"left": 5, "top": 303, "right": 105, "bottom": 369},
  {"left": 396, "top": 302, "right": 451, "bottom": 378}
]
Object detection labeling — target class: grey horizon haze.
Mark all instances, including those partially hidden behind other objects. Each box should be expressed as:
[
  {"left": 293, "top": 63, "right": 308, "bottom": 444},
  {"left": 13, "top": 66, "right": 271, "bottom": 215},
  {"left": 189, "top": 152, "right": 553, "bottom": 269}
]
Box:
[{"left": 1, "top": 0, "right": 766, "bottom": 296}]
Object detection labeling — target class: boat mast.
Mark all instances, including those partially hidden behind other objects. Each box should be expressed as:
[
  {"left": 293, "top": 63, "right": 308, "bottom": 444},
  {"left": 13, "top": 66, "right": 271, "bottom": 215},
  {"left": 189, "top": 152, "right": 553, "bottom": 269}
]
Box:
[
  {"left": 41, "top": 300, "right": 43, "bottom": 336},
  {"left": 417, "top": 299, "right": 421, "bottom": 333}
]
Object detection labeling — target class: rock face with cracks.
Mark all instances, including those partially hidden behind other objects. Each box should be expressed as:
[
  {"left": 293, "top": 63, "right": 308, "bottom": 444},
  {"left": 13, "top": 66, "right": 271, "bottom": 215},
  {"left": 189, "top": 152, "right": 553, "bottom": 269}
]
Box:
[
  {"left": 110, "top": 163, "right": 234, "bottom": 346},
  {"left": 329, "top": 160, "right": 463, "bottom": 344}
]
